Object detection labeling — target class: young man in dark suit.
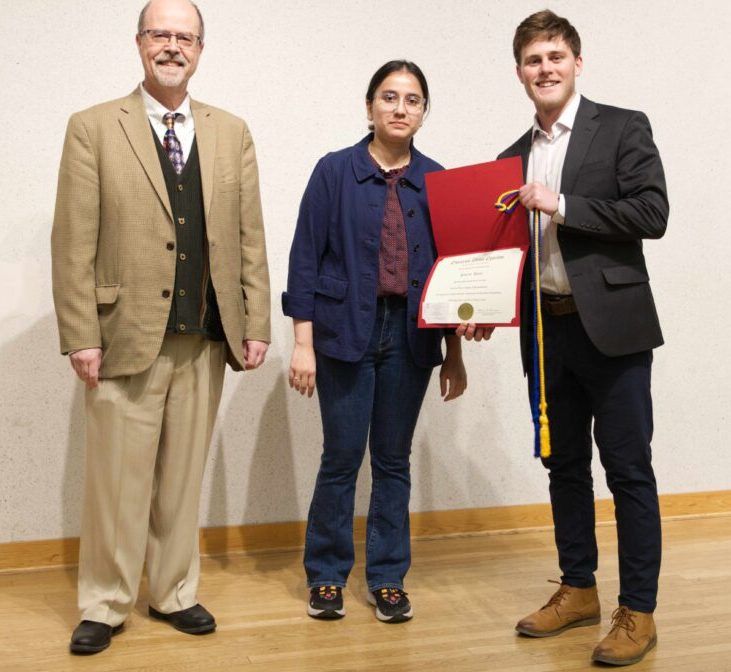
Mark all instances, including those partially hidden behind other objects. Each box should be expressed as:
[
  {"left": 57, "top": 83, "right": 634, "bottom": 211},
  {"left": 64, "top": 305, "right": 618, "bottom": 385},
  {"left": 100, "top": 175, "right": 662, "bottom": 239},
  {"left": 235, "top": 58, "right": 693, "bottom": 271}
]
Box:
[{"left": 462, "top": 9, "right": 668, "bottom": 666}]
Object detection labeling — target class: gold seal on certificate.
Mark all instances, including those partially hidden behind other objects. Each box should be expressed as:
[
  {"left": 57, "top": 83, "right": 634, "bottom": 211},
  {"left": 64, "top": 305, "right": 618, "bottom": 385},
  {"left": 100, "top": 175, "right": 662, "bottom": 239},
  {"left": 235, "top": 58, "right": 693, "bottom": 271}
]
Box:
[{"left": 457, "top": 303, "right": 474, "bottom": 321}]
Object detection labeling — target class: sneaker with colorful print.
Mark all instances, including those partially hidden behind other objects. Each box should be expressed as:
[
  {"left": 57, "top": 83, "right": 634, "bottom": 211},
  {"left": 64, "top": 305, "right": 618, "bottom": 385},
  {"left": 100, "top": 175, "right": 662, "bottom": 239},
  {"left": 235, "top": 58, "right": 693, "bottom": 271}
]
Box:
[
  {"left": 307, "top": 586, "right": 345, "bottom": 619},
  {"left": 367, "top": 587, "right": 413, "bottom": 623}
]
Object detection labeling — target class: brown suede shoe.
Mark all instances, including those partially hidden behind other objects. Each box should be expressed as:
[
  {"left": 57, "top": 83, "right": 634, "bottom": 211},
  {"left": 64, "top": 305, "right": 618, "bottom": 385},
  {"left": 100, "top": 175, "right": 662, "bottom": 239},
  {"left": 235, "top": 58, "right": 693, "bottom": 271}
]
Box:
[
  {"left": 515, "top": 581, "right": 601, "bottom": 637},
  {"left": 592, "top": 606, "right": 657, "bottom": 666}
]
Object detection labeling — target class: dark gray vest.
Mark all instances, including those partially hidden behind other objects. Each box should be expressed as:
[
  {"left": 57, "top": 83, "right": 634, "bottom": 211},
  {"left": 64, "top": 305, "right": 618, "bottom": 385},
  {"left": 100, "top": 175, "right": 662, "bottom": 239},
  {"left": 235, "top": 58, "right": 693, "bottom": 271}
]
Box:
[{"left": 153, "top": 128, "right": 224, "bottom": 341}]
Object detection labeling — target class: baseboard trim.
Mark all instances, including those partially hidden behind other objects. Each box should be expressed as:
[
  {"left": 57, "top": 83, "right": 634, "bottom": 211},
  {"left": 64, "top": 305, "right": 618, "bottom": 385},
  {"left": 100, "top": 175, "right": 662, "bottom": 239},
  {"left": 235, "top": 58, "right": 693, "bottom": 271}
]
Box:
[{"left": 2, "top": 490, "right": 730, "bottom": 573}]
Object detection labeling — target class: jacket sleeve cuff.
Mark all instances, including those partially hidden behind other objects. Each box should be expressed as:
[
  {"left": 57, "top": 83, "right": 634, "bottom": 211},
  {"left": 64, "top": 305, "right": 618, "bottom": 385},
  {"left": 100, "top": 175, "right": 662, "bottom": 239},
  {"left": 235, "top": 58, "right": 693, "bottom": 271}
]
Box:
[
  {"left": 281, "top": 292, "right": 314, "bottom": 320},
  {"left": 551, "top": 194, "right": 566, "bottom": 224}
]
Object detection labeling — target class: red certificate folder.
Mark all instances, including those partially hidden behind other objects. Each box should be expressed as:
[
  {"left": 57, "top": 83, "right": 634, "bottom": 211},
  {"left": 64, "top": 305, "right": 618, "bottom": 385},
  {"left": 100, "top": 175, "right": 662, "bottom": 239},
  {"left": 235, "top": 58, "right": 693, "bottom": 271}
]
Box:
[{"left": 419, "top": 157, "right": 529, "bottom": 328}]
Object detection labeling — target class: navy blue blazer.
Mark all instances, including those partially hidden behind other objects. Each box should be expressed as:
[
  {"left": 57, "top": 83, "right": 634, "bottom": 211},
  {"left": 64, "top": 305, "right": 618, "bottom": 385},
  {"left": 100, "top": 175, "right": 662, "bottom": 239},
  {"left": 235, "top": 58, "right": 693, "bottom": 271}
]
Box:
[{"left": 282, "top": 135, "right": 444, "bottom": 368}]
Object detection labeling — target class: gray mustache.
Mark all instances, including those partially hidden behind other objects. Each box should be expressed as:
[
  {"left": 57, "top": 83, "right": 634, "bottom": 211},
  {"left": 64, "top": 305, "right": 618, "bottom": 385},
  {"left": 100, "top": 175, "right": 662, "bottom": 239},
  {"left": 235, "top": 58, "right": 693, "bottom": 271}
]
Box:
[{"left": 155, "top": 54, "right": 186, "bottom": 66}]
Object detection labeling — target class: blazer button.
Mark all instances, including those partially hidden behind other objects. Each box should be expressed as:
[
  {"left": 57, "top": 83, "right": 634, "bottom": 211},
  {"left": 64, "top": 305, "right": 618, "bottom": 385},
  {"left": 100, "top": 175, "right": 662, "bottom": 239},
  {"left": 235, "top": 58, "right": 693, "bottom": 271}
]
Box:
[
  {"left": 413, "top": 244, "right": 420, "bottom": 252},
  {"left": 407, "top": 208, "right": 415, "bottom": 218},
  {"left": 399, "top": 178, "right": 408, "bottom": 188},
  {"left": 166, "top": 242, "right": 175, "bottom": 250},
  {"left": 162, "top": 289, "right": 171, "bottom": 298},
  {"left": 411, "top": 279, "right": 419, "bottom": 288}
]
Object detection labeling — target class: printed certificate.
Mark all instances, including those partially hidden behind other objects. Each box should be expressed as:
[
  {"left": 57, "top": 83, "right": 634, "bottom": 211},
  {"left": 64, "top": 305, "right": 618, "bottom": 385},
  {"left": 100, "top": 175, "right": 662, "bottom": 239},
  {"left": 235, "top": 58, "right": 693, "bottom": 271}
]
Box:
[{"left": 419, "top": 247, "right": 527, "bottom": 328}]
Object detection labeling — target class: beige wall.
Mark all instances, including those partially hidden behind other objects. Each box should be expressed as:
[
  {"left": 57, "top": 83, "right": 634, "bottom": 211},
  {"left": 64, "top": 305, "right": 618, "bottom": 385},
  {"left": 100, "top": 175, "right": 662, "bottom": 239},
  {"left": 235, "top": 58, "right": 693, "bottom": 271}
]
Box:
[{"left": 1, "top": 0, "right": 728, "bottom": 542}]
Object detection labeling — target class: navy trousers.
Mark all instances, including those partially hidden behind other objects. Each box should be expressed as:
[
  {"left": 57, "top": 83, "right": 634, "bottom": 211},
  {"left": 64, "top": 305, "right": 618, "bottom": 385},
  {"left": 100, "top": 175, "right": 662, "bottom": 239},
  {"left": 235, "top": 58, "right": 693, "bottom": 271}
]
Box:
[{"left": 530, "top": 311, "right": 662, "bottom": 613}]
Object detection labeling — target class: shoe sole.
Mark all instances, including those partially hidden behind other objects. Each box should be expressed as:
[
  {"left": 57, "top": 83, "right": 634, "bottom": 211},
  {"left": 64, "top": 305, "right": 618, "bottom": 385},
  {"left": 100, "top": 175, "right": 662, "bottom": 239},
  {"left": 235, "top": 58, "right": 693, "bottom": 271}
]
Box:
[
  {"left": 307, "top": 604, "right": 346, "bottom": 619},
  {"left": 366, "top": 591, "right": 413, "bottom": 623},
  {"left": 148, "top": 608, "right": 216, "bottom": 635},
  {"left": 592, "top": 635, "right": 657, "bottom": 666},
  {"left": 69, "top": 624, "right": 124, "bottom": 654},
  {"left": 516, "top": 615, "right": 601, "bottom": 638}
]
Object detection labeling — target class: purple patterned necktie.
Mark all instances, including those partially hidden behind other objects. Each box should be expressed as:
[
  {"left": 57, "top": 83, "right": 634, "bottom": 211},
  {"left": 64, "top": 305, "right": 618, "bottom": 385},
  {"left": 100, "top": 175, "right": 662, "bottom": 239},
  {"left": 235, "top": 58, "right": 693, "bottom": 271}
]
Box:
[{"left": 162, "top": 112, "right": 185, "bottom": 174}]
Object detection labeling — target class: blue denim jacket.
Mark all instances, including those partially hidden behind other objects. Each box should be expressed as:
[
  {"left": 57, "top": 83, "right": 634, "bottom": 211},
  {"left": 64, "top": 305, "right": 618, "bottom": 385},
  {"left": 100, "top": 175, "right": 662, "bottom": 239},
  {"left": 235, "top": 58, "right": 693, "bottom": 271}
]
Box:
[{"left": 282, "top": 134, "right": 444, "bottom": 368}]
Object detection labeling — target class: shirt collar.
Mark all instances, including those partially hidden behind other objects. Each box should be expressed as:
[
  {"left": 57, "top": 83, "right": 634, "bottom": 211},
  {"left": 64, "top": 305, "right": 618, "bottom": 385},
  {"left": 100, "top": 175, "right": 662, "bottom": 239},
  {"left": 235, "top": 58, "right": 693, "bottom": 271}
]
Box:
[
  {"left": 352, "top": 134, "right": 426, "bottom": 189},
  {"left": 532, "top": 93, "right": 581, "bottom": 140},
  {"left": 139, "top": 82, "right": 191, "bottom": 123}
]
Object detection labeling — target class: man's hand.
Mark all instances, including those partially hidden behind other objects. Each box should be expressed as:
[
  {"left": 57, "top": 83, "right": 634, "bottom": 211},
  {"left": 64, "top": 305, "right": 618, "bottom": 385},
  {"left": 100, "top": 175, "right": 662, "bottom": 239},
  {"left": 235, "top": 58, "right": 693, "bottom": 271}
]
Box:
[
  {"left": 243, "top": 340, "right": 268, "bottom": 370},
  {"left": 455, "top": 324, "right": 495, "bottom": 342},
  {"left": 519, "top": 182, "right": 559, "bottom": 216},
  {"left": 69, "top": 348, "right": 103, "bottom": 389}
]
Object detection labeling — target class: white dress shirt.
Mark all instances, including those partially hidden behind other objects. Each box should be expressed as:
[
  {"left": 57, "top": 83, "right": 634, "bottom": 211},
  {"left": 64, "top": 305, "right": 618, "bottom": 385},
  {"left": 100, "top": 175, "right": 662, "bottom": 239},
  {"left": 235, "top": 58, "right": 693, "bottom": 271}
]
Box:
[
  {"left": 526, "top": 93, "right": 581, "bottom": 295},
  {"left": 139, "top": 83, "right": 195, "bottom": 161}
]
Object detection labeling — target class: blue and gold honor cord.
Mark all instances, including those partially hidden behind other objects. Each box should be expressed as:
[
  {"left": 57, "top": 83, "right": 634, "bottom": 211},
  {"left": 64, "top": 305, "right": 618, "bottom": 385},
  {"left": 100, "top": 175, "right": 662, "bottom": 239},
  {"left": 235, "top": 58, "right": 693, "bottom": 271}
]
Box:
[{"left": 495, "top": 190, "right": 551, "bottom": 458}]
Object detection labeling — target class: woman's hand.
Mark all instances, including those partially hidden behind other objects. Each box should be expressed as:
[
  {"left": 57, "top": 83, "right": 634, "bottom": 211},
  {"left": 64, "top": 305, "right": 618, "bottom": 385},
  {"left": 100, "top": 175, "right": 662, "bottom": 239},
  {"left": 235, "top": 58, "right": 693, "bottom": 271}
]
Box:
[
  {"left": 289, "top": 320, "right": 316, "bottom": 397},
  {"left": 439, "top": 335, "right": 467, "bottom": 401}
]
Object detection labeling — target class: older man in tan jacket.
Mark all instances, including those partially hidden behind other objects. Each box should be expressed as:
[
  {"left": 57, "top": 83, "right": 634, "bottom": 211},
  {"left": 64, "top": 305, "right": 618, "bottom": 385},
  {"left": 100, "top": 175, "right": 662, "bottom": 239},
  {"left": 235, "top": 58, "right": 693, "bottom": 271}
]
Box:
[{"left": 51, "top": 0, "right": 270, "bottom": 654}]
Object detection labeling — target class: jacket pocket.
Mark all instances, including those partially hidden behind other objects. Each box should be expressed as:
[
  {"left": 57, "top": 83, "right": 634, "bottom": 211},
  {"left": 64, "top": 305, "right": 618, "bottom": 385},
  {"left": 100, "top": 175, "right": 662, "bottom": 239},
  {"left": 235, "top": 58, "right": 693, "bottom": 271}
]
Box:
[
  {"left": 314, "top": 275, "right": 348, "bottom": 300},
  {"left": 95, "top": 284, "right": 120, "bottom": 304},
  {"left": 602, "top": 265, "right": 649, "bottom": 286}
]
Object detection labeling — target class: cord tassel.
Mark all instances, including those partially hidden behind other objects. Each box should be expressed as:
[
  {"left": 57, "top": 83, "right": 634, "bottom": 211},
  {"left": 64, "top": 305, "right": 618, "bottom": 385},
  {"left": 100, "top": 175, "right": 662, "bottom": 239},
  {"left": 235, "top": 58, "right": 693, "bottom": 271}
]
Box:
[
  {"left": 532, "top": 208, "right": 551, "bottom": 458},
  {"left": 494, "top": 191, "right": 551, "bottom": 458}
]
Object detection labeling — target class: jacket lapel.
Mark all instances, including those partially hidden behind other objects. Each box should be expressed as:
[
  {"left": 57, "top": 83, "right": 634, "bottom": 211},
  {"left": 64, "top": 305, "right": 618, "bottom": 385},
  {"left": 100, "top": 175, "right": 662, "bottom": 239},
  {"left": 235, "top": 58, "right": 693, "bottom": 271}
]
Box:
[
  {"left": 191, "top": 100, "right": 215, "bottom": 219},
  {"left": 118, "top": 89, "right": 173, "bottom": 221},
  {"left": 561, "top": 96, "right": 600, "bottom": 193},
  {"left": 516, "top": 130, "right": 532, "bottom": 182}
]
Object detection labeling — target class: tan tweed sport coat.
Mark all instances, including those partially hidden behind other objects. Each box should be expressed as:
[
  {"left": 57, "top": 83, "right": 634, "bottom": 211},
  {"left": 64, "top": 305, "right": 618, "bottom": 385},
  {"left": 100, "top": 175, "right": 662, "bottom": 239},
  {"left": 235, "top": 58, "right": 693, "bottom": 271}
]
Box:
[{"left": 51, "top": 88, "right": 271, "bottom": 378}]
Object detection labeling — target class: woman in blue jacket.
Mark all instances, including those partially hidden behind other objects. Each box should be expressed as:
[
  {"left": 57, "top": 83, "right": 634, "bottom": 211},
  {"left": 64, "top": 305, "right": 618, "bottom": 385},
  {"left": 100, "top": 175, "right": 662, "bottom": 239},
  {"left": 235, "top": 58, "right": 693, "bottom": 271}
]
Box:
[{"left": 282, "top": 60, "right": 466, "bottom": 623}]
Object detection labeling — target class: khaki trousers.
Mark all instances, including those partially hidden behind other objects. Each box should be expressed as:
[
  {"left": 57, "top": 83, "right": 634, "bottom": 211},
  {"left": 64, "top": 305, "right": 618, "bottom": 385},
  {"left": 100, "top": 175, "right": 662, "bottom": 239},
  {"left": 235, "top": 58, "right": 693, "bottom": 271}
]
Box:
[{"left": 78, "top": 334, "right": 226, "bottom": 626}]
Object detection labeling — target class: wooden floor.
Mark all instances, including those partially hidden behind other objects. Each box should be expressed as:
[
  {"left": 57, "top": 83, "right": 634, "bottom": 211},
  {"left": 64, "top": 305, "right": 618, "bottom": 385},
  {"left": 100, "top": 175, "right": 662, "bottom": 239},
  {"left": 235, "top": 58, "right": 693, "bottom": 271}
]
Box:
[{"left": 1, "top": 516, "right": 730, "bottom": 672}]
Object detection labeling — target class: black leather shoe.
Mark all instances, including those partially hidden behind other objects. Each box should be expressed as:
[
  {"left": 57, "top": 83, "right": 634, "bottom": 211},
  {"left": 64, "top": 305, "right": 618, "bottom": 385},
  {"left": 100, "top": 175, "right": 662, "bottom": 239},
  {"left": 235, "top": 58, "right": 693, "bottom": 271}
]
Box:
[
  {"left": 149, "top": 603, "right": 216, "bottom": 634},
  {"left": 69, "top": 620, "right": 123, "bottom": 654}
]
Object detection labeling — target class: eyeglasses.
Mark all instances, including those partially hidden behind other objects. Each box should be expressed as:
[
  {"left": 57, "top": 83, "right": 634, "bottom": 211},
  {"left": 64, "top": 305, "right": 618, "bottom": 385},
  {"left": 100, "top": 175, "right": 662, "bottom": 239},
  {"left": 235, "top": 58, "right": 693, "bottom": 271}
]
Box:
[
  {"left": 375, "top": 91, "right": 425, "bottom": 114},
  {"left": 139, "top": 29, "right": 202, "bottom": 49}
]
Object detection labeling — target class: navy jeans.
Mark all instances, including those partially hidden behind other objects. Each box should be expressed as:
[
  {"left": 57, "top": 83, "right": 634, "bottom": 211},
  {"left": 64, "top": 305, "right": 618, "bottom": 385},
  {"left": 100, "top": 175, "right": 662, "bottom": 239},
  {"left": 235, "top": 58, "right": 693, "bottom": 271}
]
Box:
[
  {"left": 531, "top": 311, "right": 661, "bottom": 613},
  {"left": 304, "top": 297, "right": 433, "bottom": 591}
]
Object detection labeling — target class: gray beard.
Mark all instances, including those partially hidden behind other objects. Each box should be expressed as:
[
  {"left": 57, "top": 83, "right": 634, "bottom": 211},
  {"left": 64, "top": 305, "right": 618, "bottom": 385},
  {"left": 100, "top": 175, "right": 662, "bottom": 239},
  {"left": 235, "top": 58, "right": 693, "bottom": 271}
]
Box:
[{"left": 153, "top": 65, "right": 185, "bottom": 88}]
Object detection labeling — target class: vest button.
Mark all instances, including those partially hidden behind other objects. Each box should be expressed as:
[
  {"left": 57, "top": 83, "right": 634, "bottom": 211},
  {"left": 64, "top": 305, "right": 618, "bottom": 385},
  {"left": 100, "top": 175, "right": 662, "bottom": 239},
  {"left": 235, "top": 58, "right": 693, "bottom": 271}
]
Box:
[
  {"left": 179, "top": 289, "right": 186, "bottom": 297},
  {"left": 177, "top": 184, "right": 184, "bottom": 192},
  {"left": 411, "top": 279, "right": 419, "bottom": 288},
  {"left": 178, "top": 217, "right": 185, "bottom": 225},
  {"left": 407, "top": 208, "right": 415, "bottom": 217},
  {"left": 162, "top": 289, "right": 170, "bottom": 298},
  {"left": 179, "top": 253, "right": 187, "bottom": 261},
  {"left": 179, "top": 323, "right": 186, "bottom": 331},
  {"left": 166, "top": 242, "right": 174, "bottom": 250}
]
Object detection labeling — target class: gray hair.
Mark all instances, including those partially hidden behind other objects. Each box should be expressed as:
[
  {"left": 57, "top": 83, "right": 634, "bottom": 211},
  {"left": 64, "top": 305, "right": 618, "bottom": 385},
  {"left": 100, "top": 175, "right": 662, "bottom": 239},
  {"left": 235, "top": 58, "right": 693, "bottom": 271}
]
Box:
[{"left": 137, "top": 0, "right": 205, "bottom": 44}]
